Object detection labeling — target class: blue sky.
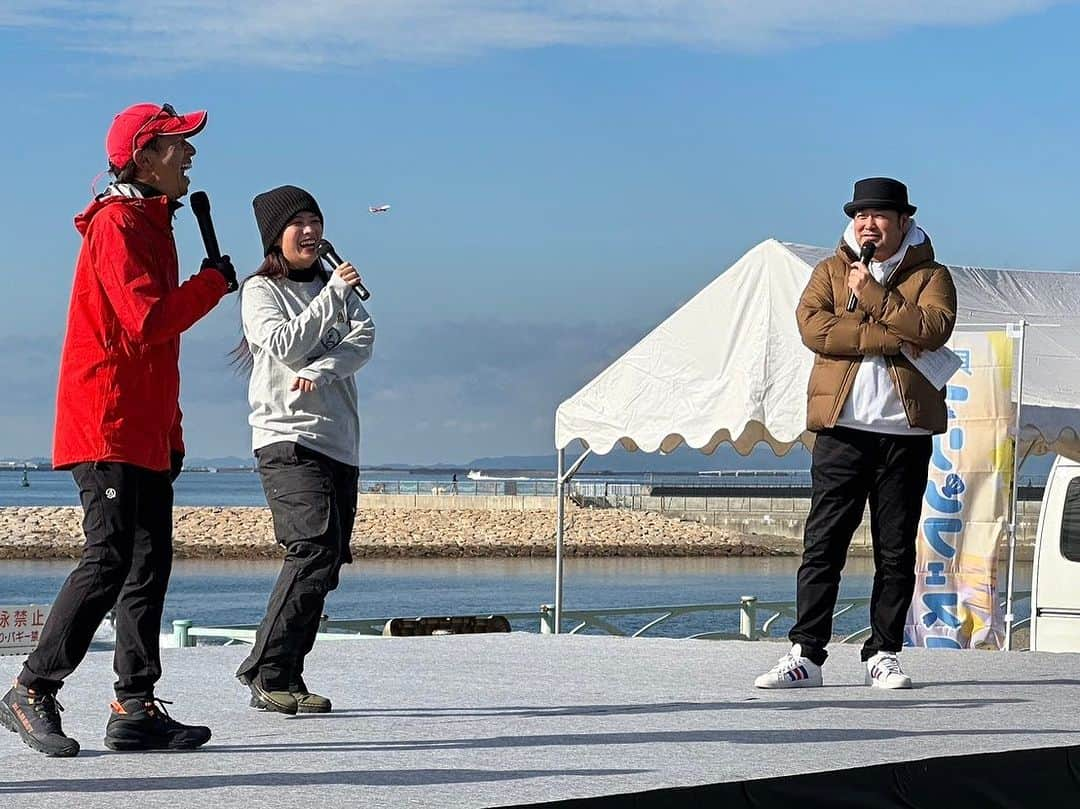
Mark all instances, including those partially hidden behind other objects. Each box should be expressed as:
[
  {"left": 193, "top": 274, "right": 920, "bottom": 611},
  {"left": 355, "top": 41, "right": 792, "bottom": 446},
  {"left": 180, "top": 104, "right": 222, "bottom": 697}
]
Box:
[{"left": 1, "top": 1, "right": 1079, "bottom": 465}]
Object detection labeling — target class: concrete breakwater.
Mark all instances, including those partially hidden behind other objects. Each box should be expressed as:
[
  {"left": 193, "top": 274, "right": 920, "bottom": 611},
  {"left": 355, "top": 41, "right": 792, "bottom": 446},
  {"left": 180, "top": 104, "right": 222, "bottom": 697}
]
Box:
[{"left": 0, "top": 495, "right": 792, "bottom": 560}]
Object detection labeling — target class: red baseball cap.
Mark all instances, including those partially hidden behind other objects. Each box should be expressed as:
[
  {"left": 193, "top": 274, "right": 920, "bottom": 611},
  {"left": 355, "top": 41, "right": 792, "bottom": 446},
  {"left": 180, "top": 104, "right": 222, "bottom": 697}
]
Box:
[{"left": 105, "top": 102, "right": 207, "bottom": 167}]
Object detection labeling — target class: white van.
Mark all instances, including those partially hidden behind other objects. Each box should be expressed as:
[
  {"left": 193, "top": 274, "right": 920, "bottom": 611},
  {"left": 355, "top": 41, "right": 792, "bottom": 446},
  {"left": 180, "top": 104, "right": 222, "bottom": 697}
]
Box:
[{"left": 1031, "top": 456, "right": 1080, "bottom": 652}]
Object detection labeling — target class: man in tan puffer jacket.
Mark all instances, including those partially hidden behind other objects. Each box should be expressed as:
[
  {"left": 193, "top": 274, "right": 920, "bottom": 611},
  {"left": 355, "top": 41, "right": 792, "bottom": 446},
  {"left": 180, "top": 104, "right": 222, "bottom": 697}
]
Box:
[{"left": 755, "top": 177, "right": 956, "bottom": 691}]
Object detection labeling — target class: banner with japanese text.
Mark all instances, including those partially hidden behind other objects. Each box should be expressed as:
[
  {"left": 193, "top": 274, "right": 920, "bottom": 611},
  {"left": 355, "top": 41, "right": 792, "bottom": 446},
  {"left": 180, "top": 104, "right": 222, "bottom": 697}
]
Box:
[{"left": 905, "top": 330, "right": 1014, "bottom": 650}]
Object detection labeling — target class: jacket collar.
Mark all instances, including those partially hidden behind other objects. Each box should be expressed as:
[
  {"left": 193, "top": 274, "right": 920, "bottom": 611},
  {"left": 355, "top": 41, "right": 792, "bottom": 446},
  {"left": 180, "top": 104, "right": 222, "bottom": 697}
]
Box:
[
  {"left": 123, "top": 194, "right": 177, "bottom": 234},
  {"left": 837, "top": 228, "right": 936, "bottom": 278},
  {"left": 75, "top": 191, "right": 177, "bottom": 237},
  {"left": 99, "top": 182, "right": 183, "bottom": 217}
]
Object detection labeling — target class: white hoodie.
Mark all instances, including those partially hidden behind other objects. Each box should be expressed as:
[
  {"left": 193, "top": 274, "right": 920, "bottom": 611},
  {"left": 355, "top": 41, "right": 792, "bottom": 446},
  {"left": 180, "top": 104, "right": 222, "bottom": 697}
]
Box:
[{"left": 835, "top": 220, "right": 931, "bottom": 435}]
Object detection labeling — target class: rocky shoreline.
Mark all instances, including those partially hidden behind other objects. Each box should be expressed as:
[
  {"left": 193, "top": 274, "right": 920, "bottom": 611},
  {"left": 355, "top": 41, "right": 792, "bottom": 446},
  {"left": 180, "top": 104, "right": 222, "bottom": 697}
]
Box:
[{"left": 0, "top": 504, "right": 796, "bottom": 561}]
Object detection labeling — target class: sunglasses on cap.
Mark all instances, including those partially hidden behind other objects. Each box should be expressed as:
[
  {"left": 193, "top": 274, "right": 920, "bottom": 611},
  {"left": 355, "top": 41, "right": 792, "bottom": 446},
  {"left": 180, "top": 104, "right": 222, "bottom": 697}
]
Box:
[{"left": 130, "top": 103, "right": 180, "bottom": 155}]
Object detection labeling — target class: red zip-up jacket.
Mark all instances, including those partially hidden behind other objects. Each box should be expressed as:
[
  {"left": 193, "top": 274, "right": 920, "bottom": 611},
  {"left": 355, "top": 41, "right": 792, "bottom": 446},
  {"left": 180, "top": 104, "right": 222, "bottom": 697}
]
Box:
[{"left": 52, "top": 192, "right": 228, "bottom": 471}]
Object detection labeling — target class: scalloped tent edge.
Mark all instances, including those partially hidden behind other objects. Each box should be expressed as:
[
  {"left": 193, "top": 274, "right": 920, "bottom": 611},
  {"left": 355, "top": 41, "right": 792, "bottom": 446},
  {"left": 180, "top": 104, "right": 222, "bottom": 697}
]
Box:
[
  {"left": 548, "top": 237, "right": 1080, "bottom": 631},
  {"left": 557, "top": 238, "right": 1080, "bottom": 461}
]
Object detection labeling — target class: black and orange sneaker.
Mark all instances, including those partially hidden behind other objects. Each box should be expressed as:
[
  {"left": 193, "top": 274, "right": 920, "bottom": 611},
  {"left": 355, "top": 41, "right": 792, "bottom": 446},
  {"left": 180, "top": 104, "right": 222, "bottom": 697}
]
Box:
[
  {"left": 0, "top": 682, "right": 80, "bottom": 757},
  {"left": 103, "top": 697, "right": 211, "bottom": 751}
]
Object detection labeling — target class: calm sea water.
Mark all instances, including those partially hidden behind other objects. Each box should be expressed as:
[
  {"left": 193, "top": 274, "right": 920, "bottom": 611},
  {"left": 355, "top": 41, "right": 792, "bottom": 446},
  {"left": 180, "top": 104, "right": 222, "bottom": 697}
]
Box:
[
  {"left": 0, "top": 469, "right": 805, "bottom": 507},
  {"left": 0, "top": 557, "right": 1032, "bottom": 639},
  {"left": 1, "top": 469, "right": 467, "bottom": 507},
  {"left": 0, "top": 469, "right": 1033, "bottom": 638}
]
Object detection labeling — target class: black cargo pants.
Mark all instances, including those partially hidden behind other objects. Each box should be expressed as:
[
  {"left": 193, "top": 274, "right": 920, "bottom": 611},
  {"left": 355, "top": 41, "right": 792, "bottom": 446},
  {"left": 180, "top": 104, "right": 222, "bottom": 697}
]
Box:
[
  {"left": 236, "top": 442, "right": 359, "bottom": 691},
  {"left": 21, "top": 462, "right": 174, "bottom": 700}
]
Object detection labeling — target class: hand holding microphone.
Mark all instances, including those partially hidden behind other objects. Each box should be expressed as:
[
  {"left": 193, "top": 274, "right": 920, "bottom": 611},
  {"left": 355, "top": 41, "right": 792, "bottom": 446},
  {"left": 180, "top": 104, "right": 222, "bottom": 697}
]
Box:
[
  {"left": 189, "top": 191, "right": 238, "bottom": 292},
  {"left": 846, "top": 241, "right": 876, "bottom": 312},
  {"left": 200, "top": 255, "right": 237, "bottom": 291},
  {"left": 333, "top": 261, "right": 363, "bottom": 288},
  {"left": 317, "top": 239, "right": 370, "bottom": 301}
]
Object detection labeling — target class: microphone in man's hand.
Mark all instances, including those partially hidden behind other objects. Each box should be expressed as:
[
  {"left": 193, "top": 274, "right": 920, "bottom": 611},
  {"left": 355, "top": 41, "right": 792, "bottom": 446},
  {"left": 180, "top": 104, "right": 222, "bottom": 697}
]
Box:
[
  {"left": 846, "top": 241, "right": 877, "bottom": 312},
  {"left": 317, "top": 239, "right": 371, "bottom": 301},
  {"left": 190, "top": 191, "right": 237, "bottom": 291},
  {"left": 189, "top": 191, "right": 221, "bottom": 262}
]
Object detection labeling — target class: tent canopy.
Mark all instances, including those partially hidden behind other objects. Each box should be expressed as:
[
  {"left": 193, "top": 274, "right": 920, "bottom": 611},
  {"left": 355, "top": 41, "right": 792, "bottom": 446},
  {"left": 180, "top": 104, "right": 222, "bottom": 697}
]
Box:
[{"left": 555, "top": 239, "right": 1080, "bottom": 460}]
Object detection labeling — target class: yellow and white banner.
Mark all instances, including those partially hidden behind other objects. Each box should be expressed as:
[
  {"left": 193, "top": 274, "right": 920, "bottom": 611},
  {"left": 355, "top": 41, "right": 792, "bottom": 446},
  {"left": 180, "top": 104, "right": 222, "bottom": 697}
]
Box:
[{"left": 905, "top": 331, "right": 1014, "bottom": 650}]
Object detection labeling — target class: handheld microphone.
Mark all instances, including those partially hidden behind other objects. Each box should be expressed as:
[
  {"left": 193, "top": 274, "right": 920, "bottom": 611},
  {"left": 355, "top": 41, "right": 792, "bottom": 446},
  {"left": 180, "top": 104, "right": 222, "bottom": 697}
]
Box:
[
  {"left": 317, "top": 239, "right": 371, "bottom": 301},
  {"left": 846, "top": 241, "right": 876, "bottom": 312},
  {"left": 189, "top": 191, "right": 221, "bottom": 262}
]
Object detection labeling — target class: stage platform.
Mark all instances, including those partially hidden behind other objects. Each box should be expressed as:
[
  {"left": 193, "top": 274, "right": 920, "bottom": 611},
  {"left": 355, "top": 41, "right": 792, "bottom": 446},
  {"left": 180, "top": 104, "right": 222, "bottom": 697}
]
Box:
[{"left": 1, "top": 635, "right": 1078, "bottom": 807}]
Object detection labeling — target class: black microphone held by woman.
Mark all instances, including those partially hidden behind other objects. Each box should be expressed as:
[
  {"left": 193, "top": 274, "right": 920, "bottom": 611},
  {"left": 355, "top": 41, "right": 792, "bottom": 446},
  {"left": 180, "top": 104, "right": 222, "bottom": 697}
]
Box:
[
  {"left": 317, "top": 239, "right": 370, "bottom": 301},
  {"left": 846, "top": 241, "right": 876, "bottom": 312}
]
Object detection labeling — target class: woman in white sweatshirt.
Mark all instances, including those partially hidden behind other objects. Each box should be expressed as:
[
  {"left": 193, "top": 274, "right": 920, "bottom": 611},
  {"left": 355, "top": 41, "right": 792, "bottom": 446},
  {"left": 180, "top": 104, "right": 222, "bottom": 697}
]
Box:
[{"left": 232, "top": 185, "right": 374, "bottom": 714}]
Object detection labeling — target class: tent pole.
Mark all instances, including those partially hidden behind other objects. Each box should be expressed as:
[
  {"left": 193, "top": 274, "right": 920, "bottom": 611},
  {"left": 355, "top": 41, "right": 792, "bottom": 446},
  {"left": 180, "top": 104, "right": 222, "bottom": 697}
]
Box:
[
  {"left": 553, "top": 448, "right": 592, "bottom": 635},
  {"left": 1005, "top": 320, "right": 1027, "bottom": 652},
  {"left": 555, "top": 448, "right": 565, "bottom": 634}
]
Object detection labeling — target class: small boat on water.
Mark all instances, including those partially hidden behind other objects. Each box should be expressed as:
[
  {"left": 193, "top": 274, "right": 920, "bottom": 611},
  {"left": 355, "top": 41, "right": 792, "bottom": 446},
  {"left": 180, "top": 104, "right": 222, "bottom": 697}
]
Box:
[{"left": 467, "top": 470, "right": 531, "bottom": 481}]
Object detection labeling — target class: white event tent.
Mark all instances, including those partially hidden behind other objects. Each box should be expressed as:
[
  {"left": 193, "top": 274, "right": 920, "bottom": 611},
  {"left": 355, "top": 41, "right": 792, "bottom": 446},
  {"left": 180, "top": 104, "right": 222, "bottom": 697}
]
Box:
[{"left": 552, "top": 239, "right": 1080, "bottom": 631}]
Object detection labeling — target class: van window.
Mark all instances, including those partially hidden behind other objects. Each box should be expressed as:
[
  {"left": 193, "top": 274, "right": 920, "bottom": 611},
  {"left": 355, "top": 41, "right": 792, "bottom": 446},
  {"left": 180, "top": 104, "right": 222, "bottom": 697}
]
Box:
[{"left": 1061, "top": 479, "right": 1080, "bottom": 563}]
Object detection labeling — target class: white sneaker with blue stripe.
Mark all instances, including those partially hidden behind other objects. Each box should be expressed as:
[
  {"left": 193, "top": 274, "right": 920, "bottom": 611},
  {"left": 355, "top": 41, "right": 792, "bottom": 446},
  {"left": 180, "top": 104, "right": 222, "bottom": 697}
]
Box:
[
  {"left": 754, "top": 644, "right": 823, "bottom": 689},
  {"left": 865, "top": 652, "right": 912, "bottom": 689}
]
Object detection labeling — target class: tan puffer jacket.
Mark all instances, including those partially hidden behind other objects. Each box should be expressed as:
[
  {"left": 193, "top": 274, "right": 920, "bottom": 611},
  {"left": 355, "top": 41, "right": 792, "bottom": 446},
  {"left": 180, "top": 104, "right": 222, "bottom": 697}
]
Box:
[{"left": 795, "top": 236, "right": 957, "bottom": 434}]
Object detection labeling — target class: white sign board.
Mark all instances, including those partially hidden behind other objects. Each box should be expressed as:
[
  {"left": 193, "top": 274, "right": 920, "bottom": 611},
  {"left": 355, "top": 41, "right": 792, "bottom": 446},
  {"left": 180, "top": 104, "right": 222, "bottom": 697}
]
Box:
[{"left": 0, "top": 605, "right": 50, "bottom": 655}]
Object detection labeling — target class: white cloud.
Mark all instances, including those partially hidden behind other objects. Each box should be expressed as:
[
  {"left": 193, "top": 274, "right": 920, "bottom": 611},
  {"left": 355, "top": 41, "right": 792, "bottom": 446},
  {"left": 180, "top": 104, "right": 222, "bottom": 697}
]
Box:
[{"left": 1, "top": 1, "right": 1072, "bottom": 70}]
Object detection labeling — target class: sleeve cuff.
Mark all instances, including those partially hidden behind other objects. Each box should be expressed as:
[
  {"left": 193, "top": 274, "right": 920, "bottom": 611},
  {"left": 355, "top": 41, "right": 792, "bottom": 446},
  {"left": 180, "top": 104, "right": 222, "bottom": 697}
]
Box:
[
  {"left": 327, "top": 272, "right": 351, "bottom": 297},
  {"left": 198, "top": 266, "right": 229, "bottom": 296},
  {"left": 296, "top": 369, "right": 323, "bottom": 384},
  {"left": 857, "top": 281, "right": 887, "bottom": 319},
  {"left": 858, "top": 322, "right": 900, "bottom": 356}
]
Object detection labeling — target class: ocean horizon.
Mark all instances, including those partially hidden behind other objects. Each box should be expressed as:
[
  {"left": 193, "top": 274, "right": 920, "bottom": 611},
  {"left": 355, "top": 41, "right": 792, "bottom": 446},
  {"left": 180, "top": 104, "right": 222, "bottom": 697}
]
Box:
[{"left": 0, "top": 468, "right": 814, "bottom": 508}]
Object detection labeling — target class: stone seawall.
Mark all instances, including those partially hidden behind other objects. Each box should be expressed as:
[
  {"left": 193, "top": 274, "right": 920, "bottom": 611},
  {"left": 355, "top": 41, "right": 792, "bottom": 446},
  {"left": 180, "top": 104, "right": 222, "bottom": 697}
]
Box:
[
  {"left": 2, "top": 492, "right": 1037, "bottom": 560},
  {"left": 0, "top": 496, "right": 793, "bottom": 560}
]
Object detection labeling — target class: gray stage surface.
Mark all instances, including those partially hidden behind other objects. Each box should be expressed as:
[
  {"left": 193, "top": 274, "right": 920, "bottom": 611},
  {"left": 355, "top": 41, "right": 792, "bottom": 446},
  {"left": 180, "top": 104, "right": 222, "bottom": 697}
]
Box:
[{"left": 2, "top": 635, "right": 1079, "bottom": 807}]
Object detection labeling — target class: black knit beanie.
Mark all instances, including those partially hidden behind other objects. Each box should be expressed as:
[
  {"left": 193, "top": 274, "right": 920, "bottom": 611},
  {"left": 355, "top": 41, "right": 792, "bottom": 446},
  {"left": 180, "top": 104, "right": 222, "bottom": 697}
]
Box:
[{"left": 252, "top": 185, "right": 324, "bottom": 255}]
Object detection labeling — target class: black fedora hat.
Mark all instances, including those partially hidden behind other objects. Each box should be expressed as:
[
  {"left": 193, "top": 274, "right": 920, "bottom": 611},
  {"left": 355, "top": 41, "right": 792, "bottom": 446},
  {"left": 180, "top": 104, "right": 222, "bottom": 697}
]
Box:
[{"left": 843, "top": 177, "right": 917, "bottom": 218}]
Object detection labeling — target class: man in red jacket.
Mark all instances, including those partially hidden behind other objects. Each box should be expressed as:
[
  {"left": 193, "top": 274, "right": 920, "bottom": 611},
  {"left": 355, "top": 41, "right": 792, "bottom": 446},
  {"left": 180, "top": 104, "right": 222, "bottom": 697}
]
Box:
[{"left": 0, "top": 103, "right": 236, "bottom": 757}]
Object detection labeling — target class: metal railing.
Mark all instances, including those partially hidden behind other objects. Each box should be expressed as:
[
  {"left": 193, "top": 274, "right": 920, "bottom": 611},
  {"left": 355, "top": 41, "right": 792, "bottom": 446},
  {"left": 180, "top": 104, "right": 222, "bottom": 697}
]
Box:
[
  {"left": 170, "top": 612, "right": 542, "bottom": 647},
  {"left": 360, "top": 479, "right": 557, "bottom": 496},
  {"left": 170, "top": 591, "right": 1031, "bottom": 647},
  {"left": 540, "top": 596, "right": 867, "bottom": 640}
]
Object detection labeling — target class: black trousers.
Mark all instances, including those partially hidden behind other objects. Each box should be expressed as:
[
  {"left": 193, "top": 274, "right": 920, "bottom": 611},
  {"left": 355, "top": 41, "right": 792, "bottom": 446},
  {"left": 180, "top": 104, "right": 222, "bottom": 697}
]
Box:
[
  {"left": 21, "top": 462, "right": 173, "bottom": 700},
  {"left": 789, "top": 427, "right": 932, "bottom": 665},
  {"left": 236, "top": 442, "right": 359, "bottom": 691}
]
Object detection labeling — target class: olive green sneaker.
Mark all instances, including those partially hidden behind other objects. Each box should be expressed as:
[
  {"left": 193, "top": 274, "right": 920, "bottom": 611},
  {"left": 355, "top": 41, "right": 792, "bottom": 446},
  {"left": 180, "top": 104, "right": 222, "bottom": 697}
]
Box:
[
  {"left": 293, "top": 690, "right": 332, "bottom": 714},
  {"left": 288, "top": 676, "right": 331, "bottom": 713},
  {"left": 240, "top": 676, "right": 297, "bottom": 715}
]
